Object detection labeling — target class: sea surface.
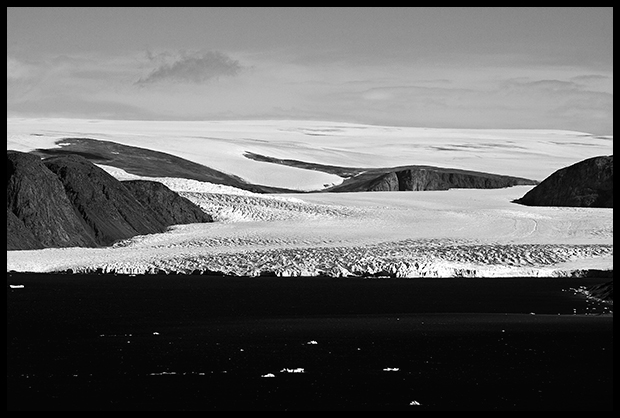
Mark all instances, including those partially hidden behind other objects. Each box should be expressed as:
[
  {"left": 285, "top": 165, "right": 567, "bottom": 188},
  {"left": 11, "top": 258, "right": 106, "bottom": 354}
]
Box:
[{"left": 7, "top": 274, "right": 613, "bottom": 411}]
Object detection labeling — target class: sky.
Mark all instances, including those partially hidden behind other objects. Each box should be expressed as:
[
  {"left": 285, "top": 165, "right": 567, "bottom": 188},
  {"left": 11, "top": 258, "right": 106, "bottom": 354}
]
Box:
[{"left": 7, "top": 7, "right": 614, "bottom": 135}]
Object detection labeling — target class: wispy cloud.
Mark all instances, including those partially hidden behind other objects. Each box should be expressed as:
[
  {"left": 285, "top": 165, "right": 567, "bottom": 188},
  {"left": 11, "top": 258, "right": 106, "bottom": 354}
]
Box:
[
  {"left": 6, "top": 56, "right": 40, "bottom": 80},
  {"left": 135, "top": 51, "right": 244, "bottom": 85}
]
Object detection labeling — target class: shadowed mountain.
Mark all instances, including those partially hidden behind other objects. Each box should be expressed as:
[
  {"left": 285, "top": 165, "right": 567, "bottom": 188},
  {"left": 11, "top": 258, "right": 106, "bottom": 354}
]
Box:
[
  {"left": 514, "top": 155, "right": 613, "bottom": 208},
  {"left": 43, "top": 154, "right": 174, "bottom": 246},
  {"left": 244, "top": 152, "right": 538, "bottom": 192},
  {"left": 7, "top": 151, "right": 213, "bottom": 250}
]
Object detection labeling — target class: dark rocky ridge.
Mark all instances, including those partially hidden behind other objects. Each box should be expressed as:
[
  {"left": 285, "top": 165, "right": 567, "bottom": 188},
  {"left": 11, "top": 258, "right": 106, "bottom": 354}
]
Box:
[
  {"left": 7, "top": 151, "right": 213, "bottom": 251},
  {"left": 329, "top": 166, "right": 537, "bottom": 192},
  {"left": 243, "top": 151, "right": 538, "bottom": 192},
  {"left": 33, "top": 138, "right": 294, "bottom": 193},
  {"left": 514, "top": 155, "right": 613, "bottom": 208},
  {"left": 122, "top": 180, "right": 213, "bottom": 227},
  {"left": 43, "top": 154, "right": 168, "bottom": 246}
]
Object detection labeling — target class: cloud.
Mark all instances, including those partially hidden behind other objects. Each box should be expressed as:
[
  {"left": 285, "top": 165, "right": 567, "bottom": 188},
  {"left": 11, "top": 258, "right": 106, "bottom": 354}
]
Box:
[
  {"left": 136, "top": 51, "right": 243, "bottom": 85},
  {"left": 7, "top": 56, "right": 39, "bottom": 80}
]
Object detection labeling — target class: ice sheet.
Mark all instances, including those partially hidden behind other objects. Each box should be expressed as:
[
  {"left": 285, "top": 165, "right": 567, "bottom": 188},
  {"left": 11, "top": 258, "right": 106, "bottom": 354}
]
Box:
[{"left": 7, "top": 118, "right": 613, "bottom": 187}]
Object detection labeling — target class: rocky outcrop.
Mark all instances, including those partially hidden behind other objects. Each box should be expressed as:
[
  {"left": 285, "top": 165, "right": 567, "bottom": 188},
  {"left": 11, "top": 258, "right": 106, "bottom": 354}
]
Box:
[
  {"left": 367, "top": 172, "right": 400, "bottom": 191},
  {"left": 7, "top": 208, "right": 44, "bottom": 251},
  {"left": 395, "top": 167, "right": 534, "bottom": 191},
  {"left": 329, "top": 166, "right": 537, "bottom": 192},
  {"left": 43, "top": 154, "right": 170, "bottom": 246},
  {"left": 514, "top": 155, "right": 613, "bottom": 208},
  {"left": 243, "top": 151, "right": 538, "bottom": 192},
  {"left": 7, "top": 151, "right": 98, "bottom": 249},
  {"left": 122, "top": 180, "right": 213, "bottom": 226},
  {"left": 7, "top": 151, "right": 213, "bottom": 250}
]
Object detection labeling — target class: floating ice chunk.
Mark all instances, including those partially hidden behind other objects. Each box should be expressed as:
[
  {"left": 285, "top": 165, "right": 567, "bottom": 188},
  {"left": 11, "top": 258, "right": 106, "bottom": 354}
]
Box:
[
  {"left": 9, "top": 284, "right": 24, "bottom": 289},
  {"left": 280, "top": 368, "right": 305, "bottom": 373},
  {"left": 383, "top": 367, "right": 400, "bottom": 372},
  {"left": 261, "top": 373, "right": 275, "bottom": 378},
  {"left": 306, "top": 340, "right": 318, "bottom": 345},
  {"left": 153, "top": 332, "right": 160, "bottom": 335},
  {"left": 409, "top": 400, "right": 421, "bottom": 406}
]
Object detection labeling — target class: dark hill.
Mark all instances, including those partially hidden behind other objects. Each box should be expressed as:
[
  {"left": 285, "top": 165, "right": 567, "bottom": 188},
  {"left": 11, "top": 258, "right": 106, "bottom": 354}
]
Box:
[
  {"left": 7, "top": 151, "right": 213, "bottom": 250},
  {"left": 514, "top": 155, "right": 613, "bottom": 208},
  {"left": 43, "top": 154, "right": 171, "bottom": 246}
]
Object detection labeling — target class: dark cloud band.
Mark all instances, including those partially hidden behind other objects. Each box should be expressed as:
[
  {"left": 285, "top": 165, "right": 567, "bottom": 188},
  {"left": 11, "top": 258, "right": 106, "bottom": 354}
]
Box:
[{"left": 136, "top": 51, "right": 242, "bottom": 85}]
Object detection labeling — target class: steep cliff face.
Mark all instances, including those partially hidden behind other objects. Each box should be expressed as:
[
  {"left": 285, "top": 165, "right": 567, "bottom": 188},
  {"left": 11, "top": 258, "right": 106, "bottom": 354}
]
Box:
[
  {"left": 395, "top": 168, "right": 532, "bottom": 191},
  {"left": 367, "top": 172, "right": 400, "bottom": 192},
  {"left": 7, "top": 151, "right": 98, "bottom": 249},
  {"left": 514, "top": 156, "right": 613, "bottom": 208},
  {"left": 7, "top": 151, "right": 214, "bottom": 250},
  {"left": 329, "top": 166, "right": 536, "bottom": 193}
]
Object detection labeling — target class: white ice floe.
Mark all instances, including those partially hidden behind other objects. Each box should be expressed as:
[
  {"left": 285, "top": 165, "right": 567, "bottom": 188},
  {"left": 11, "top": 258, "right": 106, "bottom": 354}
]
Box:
[
  {"left": 9, "top": 284, "right": 24, "bottom": 289},
  {"left": 280, "top": 368, "right": 305, "bottom": 374},
  {"left": 383, "top": 367, "right": 400, "bottom": 372}
]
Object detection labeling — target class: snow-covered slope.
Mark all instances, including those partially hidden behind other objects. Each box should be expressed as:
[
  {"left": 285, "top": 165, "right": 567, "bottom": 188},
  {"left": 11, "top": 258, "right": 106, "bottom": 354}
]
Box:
[{"left": 6, "top": 118, "right": 613, "bottom": 277}]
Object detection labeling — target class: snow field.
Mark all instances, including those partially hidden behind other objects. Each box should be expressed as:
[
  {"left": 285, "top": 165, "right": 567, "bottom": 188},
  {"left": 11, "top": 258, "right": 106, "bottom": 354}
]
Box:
[
  {"left": 6, "top": 118, "right": 613, "bottom": 277},
  {"left": 7, "top": 118, "right": 613, "bottom": 187}
]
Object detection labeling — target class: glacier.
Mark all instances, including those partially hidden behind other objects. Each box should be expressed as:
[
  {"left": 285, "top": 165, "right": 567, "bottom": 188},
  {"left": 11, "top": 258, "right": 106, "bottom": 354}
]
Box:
[
  {"left": 6, "top": 170, "right": 613, "bottom": 278},
  {"left": 6, "top": 119, "right": 613, "bottom": 278}
]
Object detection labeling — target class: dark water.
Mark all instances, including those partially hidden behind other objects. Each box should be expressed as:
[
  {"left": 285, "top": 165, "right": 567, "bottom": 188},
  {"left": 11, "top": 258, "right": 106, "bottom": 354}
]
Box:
[{"left": 7, "top": 274, "right": 613, "bottom": 411}]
